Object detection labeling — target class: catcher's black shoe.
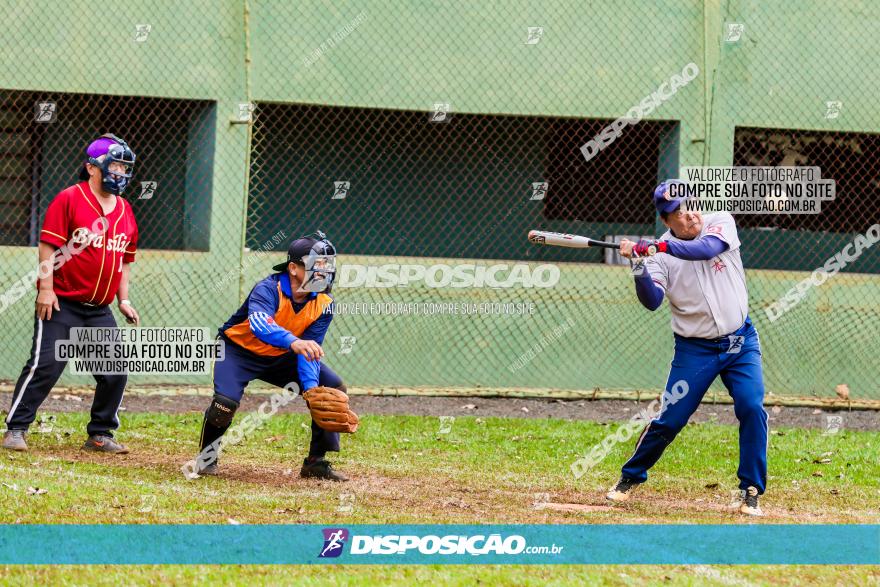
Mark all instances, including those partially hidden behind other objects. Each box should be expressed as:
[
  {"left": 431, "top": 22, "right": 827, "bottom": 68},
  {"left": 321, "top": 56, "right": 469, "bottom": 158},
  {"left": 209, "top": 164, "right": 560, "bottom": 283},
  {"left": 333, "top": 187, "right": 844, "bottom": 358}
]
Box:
[
  {"left": 606, "top": 478, "right": 642, "bottom": 502},
  {"left": 82, "top": 434, "right": 129, "bottom": 454},
  {"left": 738, "top": 486, "right": 764, "bottom": 516},
  {"left": 300, "top": 458, "right": 348, "bottom": 482}
]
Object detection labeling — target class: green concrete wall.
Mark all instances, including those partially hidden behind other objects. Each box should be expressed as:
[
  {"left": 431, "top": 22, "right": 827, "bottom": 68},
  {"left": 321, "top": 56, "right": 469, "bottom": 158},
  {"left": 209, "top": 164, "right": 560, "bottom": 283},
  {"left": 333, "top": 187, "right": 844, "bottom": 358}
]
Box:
[
  {"left": 250, "top": 0, "right": 707, "bottom": 169},
  {"left": 708, "top": 0, "right": 880, "bottom": 165}
]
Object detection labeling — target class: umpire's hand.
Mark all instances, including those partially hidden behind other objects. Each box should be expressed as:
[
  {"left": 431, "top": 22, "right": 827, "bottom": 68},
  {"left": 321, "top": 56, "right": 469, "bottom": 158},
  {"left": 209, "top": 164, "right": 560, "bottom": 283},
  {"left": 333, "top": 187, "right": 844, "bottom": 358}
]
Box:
[
  {"left": 36, "top": 289, "right": 60, "bottom": 320},
  {"left": 291, "top": 339, "right": 324, "bottom": 362},
  {"left": 119, "top": 301, "right": 141, "bottom": 326}
]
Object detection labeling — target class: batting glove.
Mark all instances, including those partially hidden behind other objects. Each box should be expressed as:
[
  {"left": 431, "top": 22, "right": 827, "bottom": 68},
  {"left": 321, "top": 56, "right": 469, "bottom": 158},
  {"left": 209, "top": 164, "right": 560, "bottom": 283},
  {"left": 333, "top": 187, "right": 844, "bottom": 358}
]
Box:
[{"left": 632, "top": 239, "right": 667, "bottom": 258}]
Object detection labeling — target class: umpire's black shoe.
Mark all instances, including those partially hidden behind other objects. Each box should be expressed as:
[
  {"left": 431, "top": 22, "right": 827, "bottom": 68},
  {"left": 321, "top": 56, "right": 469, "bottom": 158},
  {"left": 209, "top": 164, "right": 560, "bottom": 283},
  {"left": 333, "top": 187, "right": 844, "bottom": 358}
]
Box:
[
  {"left": 300, "top": 458, "right": 348, "bottom": 482},
  {"left": 606, "top": 478, "right": 642, "bottom": 502},
  {"left": 82, "top": 434, "right": 130, "bottom": 454},
  {"left": 2, "top": 430, "right": 28, "bottom": 452}
]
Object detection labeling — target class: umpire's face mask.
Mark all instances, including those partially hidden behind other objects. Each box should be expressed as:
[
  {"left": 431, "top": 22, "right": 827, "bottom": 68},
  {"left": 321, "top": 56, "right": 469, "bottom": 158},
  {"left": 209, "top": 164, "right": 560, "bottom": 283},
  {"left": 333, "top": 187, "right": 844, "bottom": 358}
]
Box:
[
  {"left": 93, "top": 142, "right": 136, "bottom": 195},
  {"left": 298, "top": 253, "right": 336, "bottom": 293},
  {"left": 103, "top": 160, "right": 132, "bottom": 195}
]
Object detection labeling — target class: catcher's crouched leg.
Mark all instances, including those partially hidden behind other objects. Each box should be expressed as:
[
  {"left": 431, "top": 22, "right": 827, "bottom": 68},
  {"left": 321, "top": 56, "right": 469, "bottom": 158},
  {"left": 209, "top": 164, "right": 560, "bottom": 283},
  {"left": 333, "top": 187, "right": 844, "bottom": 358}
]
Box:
[
  {"left": 301, "top": 384, "right": 356, "bottom": 482},
  {"left": 306, "top": 383, "right": 352, "bottom": 455},
  {"left": 198, "top": 394, "right": 240, "bottom": 472},
  {"left": 302, "top": 384, "right": 358, "bottom": 439}
]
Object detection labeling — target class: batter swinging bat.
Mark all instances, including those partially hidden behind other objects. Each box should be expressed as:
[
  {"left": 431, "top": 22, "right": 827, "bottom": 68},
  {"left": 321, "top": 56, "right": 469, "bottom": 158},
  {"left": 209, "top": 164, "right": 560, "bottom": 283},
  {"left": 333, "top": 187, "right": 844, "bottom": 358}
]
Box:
[{"left": 527, "top": 230, "right": 657, "bottom": 256}]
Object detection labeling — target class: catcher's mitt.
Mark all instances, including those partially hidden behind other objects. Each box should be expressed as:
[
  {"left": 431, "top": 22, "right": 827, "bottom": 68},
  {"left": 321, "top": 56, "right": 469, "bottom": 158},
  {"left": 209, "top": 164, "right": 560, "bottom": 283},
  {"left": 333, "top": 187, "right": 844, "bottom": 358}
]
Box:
[{"left": 302, "top": 386, "right": 359, "bottom": 433}]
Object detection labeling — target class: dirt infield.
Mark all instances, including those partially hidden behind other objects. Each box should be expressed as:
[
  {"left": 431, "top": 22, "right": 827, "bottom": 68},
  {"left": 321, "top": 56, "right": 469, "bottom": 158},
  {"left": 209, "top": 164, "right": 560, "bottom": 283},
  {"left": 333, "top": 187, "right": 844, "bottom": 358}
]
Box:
[{"left": 1, "top": 389, "right": 877, "bottom": 431}]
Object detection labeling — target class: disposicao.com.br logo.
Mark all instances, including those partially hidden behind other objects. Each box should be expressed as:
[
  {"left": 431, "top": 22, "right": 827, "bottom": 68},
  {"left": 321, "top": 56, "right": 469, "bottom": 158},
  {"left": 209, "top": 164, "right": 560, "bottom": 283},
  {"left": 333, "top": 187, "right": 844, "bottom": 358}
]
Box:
[
  {"left": 319, "top": 528, "right": 349, "bottom": 558},
  {"left": 318, "top": 528, "right": 563, "bottom": 558}
]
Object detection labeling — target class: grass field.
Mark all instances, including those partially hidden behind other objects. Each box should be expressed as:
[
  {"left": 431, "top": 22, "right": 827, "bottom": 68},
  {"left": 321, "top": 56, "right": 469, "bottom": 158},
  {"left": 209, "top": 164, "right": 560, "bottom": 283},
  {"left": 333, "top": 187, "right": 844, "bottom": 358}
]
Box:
[
  {"left": 1, "top": 410, "right": 878, "bottom": 584},
  {"left": 2, "top": 563, "right": 877, "bottom": 586}
]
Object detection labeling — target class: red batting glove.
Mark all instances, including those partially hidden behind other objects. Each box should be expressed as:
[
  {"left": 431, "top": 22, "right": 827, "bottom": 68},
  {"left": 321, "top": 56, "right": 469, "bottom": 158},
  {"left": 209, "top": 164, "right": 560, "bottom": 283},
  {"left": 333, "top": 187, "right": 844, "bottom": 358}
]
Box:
[{"left": 632, "top": 239, "right": 667, "bottom": 257}]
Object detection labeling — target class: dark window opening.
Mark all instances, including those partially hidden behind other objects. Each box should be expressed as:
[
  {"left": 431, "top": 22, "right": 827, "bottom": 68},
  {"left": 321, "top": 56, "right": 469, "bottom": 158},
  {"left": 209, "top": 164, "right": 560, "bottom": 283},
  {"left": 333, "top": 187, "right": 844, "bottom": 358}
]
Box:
[
  {"left": 248, "top": 102, "right": 674, "bottom": 262},
  {"left": 0, "top": 90, "right": 215, "bottom": 251}
]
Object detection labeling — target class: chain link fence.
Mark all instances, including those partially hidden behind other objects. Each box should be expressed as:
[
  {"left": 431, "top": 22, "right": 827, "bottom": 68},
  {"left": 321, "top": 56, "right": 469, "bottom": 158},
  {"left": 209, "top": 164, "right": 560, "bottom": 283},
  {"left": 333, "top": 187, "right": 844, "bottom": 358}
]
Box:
[
  {"left": 1, "top": 91, "right": 214, "bottom": 251},
  {"left": 1, "top": 1, "right": 878, "bottom": 399}
]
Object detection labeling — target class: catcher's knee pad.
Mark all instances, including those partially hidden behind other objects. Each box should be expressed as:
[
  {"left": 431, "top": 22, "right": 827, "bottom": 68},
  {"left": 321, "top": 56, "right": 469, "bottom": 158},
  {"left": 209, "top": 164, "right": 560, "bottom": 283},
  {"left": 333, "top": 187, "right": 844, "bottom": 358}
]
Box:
[{"left": 206, "top": 394, "right": 239, "bottom": 428}]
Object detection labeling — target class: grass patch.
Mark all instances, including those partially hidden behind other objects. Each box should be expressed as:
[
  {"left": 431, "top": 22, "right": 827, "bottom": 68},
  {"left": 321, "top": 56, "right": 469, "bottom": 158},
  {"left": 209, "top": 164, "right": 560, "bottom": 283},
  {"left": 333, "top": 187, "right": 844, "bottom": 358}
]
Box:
[
  {"left": 2, "top": 412, "right": 877, "bottom": 524},
  {"left": 0, "top": 563, "right": 877, "bottom": 586},
  {"left": 0, "top": 411, "right": 877, "bottom": 584}
]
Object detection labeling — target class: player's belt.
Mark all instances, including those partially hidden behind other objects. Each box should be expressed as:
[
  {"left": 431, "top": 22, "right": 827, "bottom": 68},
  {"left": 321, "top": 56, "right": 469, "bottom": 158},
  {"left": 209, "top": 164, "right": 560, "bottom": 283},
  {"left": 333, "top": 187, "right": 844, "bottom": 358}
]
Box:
[
  {"left": 70, "top": 300, "right": 102, "bottom": 308},
  {"left": 56, "top": 296, "right": 106, "bottom": 308},
  {"left": 710, "top": 316, "right": 753, "bottom": 342}
]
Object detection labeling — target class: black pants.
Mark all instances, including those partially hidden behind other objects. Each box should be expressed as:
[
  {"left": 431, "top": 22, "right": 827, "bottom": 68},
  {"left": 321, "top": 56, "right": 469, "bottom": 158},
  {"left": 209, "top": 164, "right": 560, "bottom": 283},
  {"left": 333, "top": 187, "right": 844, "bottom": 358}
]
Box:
[
  {"left": 5, "top": 300, "right": 127, "bottom": 437},
  {"left": 211, "top": 338, "right": 345, "bottom": 456}
]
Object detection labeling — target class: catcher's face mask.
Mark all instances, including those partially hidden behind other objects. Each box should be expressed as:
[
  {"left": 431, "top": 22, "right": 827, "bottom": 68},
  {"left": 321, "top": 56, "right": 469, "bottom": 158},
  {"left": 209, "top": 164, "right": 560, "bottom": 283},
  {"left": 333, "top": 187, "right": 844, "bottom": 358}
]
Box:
[{"left": 297, "top": 232, "right": 337, "bottom": 293}]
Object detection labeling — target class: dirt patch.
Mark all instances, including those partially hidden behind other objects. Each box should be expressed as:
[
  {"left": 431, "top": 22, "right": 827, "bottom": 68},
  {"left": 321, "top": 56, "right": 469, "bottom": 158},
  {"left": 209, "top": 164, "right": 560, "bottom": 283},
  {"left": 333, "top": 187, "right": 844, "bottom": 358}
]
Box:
[
  {"left": 536, "top": 502, "right": 614, "bottom": 513},
  {"left": 9, "top": 443, "right": 877, "bottom": 524},
  {"left": 2, "top": 390, "right": 877, "bottom": 431}
]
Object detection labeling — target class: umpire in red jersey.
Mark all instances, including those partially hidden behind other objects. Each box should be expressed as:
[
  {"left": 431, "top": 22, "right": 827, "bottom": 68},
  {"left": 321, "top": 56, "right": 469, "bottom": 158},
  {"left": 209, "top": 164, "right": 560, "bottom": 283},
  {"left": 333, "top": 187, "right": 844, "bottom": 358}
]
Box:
[{"left": 3, "top": 134, "right": 141, "bottom": 454}]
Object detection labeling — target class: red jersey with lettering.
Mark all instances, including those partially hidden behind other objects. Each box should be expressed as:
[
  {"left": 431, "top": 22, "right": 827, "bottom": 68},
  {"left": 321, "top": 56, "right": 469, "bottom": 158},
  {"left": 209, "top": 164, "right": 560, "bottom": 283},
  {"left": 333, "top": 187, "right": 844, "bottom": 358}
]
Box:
[{"left": 39, "top": 182, "right": 139, "bottom": 305}]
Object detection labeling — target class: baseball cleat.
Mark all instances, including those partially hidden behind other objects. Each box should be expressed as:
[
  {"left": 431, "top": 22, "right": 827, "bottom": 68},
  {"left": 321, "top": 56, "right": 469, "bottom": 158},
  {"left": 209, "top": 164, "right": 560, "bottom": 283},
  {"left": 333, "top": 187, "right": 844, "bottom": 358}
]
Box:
[
  {"left": 606, "top": 478, "right": 642, "bottom": 502},
  {"left": 300, "top": 458, "right": 349, "bottom": 482},
  {"left": 2, "top": 430, "right": 28, "bottom": 452},
  {"left": 82, "top": 434, "right": 130, "bottom": 454},
  {"left": 197, "top": 462, "right": 219, "bottom": 476},
  {"left": 738, "top": 486, "right": 764, "bottom": 516}
]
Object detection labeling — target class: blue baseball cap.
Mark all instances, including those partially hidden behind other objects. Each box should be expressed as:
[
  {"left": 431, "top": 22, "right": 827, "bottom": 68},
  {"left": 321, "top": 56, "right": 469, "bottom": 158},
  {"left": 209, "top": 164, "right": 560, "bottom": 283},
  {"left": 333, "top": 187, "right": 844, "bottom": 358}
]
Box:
[{"left": 653, "top": 180, "right": 688, "bottom": 215}]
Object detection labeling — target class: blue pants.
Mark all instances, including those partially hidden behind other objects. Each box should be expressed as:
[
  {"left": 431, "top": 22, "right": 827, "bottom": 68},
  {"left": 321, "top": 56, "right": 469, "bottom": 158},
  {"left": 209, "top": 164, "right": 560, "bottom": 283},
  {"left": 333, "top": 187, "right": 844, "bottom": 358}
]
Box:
[
  {"left": 214, "top": 338, "right": 345, "bottom": 455},
  {"left": 621, "top": 318, "right": 768, "bottom": 493}
]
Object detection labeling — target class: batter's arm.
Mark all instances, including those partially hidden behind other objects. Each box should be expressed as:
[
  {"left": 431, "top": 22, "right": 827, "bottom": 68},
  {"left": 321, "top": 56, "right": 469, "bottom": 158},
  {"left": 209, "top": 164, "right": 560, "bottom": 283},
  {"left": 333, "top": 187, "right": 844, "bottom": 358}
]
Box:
[
  {"left": 633, "top": 264, "right": 664, "bottom": 311},
  {"left": 665, "top": 235, "right": 728, "bottom": 261}
]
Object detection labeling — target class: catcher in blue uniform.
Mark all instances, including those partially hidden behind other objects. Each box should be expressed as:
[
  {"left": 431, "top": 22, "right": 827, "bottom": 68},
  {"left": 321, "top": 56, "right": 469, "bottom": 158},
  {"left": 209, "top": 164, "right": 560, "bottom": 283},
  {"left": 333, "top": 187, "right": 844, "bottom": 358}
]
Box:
[{"left": 194, "top": 232, "right": 358, "bottom": 481}]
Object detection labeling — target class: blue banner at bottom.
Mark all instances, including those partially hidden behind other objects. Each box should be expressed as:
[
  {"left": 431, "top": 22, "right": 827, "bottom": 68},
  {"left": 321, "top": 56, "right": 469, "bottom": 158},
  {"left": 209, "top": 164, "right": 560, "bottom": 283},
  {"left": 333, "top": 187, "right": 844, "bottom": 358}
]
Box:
[{"left": 0, "top": 525, "right": 876, "bottom": 564}]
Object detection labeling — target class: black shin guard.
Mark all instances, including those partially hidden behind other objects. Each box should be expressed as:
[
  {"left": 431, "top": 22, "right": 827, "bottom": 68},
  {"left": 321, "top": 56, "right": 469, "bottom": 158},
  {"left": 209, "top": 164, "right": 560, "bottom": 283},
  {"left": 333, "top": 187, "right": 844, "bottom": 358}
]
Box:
[{"left": 199, "top": 394, "right": 239, "bottom": 457}]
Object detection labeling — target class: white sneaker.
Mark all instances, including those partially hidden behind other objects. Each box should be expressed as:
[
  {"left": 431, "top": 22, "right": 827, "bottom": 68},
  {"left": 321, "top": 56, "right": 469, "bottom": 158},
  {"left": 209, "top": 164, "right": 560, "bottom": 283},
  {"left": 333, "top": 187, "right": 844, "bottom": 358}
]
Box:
[{"left": 738, "top": 486, "right": 764, "bottom": 516}]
